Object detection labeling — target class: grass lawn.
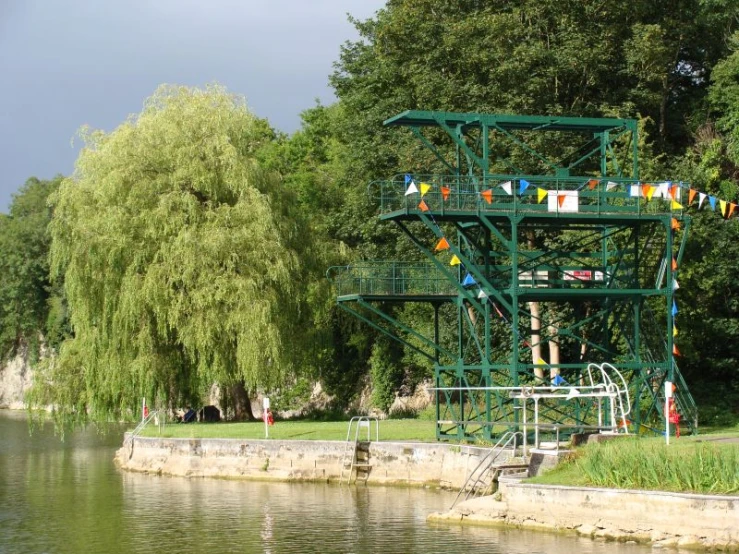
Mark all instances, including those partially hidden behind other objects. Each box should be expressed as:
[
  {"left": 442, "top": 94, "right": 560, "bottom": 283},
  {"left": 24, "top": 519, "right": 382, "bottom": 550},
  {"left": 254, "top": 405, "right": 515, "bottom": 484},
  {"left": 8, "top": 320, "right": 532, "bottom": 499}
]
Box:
[{"left": 138, "top": 418, "right": 440, "bottom": 442}]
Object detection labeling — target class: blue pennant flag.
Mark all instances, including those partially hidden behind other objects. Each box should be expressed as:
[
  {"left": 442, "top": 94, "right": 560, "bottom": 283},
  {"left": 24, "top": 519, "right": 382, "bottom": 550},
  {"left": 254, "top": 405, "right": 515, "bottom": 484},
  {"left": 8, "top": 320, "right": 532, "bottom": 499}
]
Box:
[
  {"left": 404, "top": 174, "right": 412, "bottom": 185},
  {"left": 672, "top": 301, "right": 678, "bottom": 317},
  {"left": 552, "top": 374, "right": 568, "bottom": 386},
  {"left": 519, "top": 179, "right": 531, "bottom": 195},
  {"left": 709, "top": 196, "right": 717, "bottom": 211},
  {"left": 462, "top": 273, "right": 477, "bottom": 287}
]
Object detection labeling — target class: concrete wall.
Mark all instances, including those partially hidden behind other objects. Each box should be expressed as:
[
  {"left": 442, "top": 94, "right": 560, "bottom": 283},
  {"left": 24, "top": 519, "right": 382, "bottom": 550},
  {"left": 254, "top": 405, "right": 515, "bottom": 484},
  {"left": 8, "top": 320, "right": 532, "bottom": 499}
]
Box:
[
  {"left": 432, "top": 481, "right": 739, "bottom": 550},
  {"left": 115, "top": 435, "right": 515, "bottom": 489}
]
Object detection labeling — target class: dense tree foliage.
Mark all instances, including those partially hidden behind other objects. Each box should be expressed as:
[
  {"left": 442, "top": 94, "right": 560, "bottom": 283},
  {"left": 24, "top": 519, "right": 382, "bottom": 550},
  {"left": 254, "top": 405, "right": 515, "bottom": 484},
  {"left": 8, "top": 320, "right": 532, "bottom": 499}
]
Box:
[
  {"left": 29, "top": 85, "right": 315, "bottom": 423},
  {"left": 0, "top": 177, "right": 67, "bottom": 359}
]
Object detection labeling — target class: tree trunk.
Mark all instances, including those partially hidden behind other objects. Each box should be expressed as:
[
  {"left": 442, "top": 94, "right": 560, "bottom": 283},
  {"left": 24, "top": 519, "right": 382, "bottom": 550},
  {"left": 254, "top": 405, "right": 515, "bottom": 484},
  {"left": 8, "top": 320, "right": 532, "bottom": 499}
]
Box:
[
  {"left": 229, "top": 381, "right": 255, "bottom": 421},
  {"left": 529, "top": 301, "right": 544, "bottom": 380}
]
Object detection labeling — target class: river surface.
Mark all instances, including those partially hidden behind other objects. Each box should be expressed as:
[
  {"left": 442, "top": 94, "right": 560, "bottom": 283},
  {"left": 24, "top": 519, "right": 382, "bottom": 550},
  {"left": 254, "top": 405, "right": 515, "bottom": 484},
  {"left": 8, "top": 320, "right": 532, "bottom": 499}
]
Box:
[{"left": 0, "top": 411, "right": 650, "bottom": 553}]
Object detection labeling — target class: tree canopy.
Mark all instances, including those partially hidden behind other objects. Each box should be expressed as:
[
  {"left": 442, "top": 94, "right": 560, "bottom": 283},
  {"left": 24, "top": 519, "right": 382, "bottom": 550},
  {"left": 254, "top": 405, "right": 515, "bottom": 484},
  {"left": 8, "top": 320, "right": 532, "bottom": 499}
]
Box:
[{"left": 30, "top": 85, "right": 312, "bottom": 423}]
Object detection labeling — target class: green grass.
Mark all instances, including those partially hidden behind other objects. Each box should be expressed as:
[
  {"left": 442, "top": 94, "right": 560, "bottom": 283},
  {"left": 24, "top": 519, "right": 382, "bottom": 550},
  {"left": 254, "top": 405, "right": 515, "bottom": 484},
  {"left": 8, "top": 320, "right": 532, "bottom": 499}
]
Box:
[
  {"left": 137, "top": 418, "right": 439, "bottom": 442},
  {"left": 530, "top": 435, "right": 739, "bottom": 495}
]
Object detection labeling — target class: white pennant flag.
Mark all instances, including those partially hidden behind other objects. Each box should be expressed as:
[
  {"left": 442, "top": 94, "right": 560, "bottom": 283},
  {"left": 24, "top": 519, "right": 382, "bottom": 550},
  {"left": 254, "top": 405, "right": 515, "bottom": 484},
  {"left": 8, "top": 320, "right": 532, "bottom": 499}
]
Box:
[
  {"left": 404, "top": 181, "right": 419, "bottom": 196},
  {"left": 477, "top": 289, "right": 488, "bottom": 299},
  {"left": 499, "top": 181, "right": 512, "bottom": 195},
  {"left": 606, "top": 181, "right": 618, "bottom": 191},
  {"left": 673, "top": 279, "right": 680, "bottom": 291},
  {"left": 698, "top": 192, "right": 706, "bottom": 209}
]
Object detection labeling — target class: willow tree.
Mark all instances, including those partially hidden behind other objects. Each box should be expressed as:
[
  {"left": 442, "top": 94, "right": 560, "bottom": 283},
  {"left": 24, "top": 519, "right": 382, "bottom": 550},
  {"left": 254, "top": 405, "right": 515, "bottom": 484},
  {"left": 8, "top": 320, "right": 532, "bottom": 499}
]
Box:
[{"left": 31, "top": 84, "right": 310, "bottom": 423}]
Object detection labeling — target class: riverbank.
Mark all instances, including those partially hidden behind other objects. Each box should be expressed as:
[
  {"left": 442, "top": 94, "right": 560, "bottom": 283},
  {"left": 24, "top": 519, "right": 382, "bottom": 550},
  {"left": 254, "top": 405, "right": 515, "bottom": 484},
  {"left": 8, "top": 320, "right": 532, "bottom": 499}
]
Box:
[
  {"left": 115, "top": 434, "right": 516, "bottom": 489},
  {"left": 429, "top": 480, "right": 739, "bottom": 551}
]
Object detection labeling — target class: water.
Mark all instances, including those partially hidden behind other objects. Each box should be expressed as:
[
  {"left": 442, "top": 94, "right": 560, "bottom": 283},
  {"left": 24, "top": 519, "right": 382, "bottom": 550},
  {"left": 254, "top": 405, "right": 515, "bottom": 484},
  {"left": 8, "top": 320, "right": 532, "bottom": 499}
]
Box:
[{"left": 0, "top": 411, "right": 650, "bottom": 553}]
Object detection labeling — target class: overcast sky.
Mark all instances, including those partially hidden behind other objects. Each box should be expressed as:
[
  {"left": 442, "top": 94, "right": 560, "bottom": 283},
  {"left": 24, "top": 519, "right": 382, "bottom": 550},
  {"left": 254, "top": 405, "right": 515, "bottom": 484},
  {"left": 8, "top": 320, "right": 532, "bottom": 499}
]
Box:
[{"left": 0, "top": 0, "right": 385, "bottom": 212}]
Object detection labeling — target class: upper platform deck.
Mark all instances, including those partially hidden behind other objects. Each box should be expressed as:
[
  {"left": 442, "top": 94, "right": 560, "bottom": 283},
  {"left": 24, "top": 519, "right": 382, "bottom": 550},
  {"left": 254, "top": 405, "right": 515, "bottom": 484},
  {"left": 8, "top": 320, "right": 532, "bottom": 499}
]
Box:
[{"left": 374, "top": 174, "right": 687, "bottom": 223}]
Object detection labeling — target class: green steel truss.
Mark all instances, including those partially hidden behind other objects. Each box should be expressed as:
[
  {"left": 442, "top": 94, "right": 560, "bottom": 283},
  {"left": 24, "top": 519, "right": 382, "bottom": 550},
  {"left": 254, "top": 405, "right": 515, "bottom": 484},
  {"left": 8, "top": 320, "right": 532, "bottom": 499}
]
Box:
[{"left": 329, "top": 111, "right": 697, "bottom": 441}]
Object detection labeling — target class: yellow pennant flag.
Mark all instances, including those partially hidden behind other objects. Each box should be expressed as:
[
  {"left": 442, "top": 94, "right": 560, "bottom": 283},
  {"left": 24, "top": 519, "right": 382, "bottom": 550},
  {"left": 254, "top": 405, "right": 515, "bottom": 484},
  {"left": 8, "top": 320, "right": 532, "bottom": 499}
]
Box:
[
  {"left": 420, "top": 182, "right": 432, "bottom": 196},
  {"left": 646, "top": 185, "right": 656, "bottom": 201},
  {"left": 671, "top": 200, "right": 684, "bottom": 210},
  {"left": 537, "top": 188, "right": 548, "bottom": 203},
  {"left": 673, "top": 326, "right": 678, "bottom": 337},
  {"left": 450, "top": 255, "right": 461, "bottom": 266},
  {"left": 720, "top": 199, "right": 727, "bottom": 216}
]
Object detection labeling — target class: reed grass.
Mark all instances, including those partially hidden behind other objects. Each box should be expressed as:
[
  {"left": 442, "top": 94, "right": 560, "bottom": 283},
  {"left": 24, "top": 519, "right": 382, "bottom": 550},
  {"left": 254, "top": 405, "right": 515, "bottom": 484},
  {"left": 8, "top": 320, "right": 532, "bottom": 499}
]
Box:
[{"left": 536, "top": 437, "right": 739, "bottom": 495}]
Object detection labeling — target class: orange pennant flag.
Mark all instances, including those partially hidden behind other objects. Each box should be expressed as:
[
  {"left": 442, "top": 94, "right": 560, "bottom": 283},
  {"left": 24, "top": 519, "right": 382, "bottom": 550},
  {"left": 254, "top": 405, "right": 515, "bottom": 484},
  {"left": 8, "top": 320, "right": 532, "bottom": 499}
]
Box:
[
  {"left": 558, "top": 194, "right": 566, "bottom": 208},
  {"left": 587, "top": 179, "right": 599, "bottom": 190},
  {"left": 673, "top": 344, "right": 681, "bottom": 356},
  {"left": 669, "top": 184, "right": 678, "bottom": 200},
  {"left": 434, "top": 237, "right": 450, "bottom": 251},
  {"left": 641, "top": 184, "right": 651, "bottom": 199},
  {"left": 688, "top": 188, "right": 697, "bottom": 205},
  {"left": 671, "top": 218, "right": 680, "bottom": 231},
  {"left": 418, "top": 200, "right": 430, "bottom": 212},
  {"left": 481, "top": 189, "right": 493, "bottom": 204},
  {"left": 730, "top": 203, "right": 737, "bottom": 218},
  {"left": 671, "top": 257, "right": 678, "bottom": 271},
  {"left": 441, "top": 186, "right": 451, "bottom": 201}
]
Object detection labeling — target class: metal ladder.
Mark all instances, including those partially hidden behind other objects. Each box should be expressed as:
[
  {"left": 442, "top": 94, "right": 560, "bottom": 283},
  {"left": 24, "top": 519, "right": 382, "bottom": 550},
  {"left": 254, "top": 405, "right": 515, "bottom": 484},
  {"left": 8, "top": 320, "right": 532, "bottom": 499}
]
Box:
[
  {"left": 450, "top": 431, "right": 527, "bottom": 509},
  {"left": 339, "top": 416, "right": 379, "bottom": 485},
  {"left": 122, "top": 409, "right": 166, "bottom": 454}
]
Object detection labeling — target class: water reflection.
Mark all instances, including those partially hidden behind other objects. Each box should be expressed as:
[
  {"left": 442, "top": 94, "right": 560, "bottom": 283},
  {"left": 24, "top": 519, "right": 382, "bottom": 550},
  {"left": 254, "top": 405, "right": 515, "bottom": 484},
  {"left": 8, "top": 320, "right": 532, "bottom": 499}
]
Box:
[{"left": 0, "top": 411, "right": 649, "bottom": 554}]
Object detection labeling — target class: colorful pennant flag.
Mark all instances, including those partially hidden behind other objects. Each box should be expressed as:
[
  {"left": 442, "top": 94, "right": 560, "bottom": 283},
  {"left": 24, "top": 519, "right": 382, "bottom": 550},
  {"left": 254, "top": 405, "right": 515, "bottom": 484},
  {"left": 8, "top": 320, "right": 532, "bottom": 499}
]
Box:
[
  {"left": 477, "top": 289, "right": 488, "bottom": 299},
  {"left": 673, "top": 344, "right": 681, "bottom": 356},
  {"left": 537, "top": 188, "right": 548, "bottom": 203},
  {"left": 671, "top": 200, "right": 684, "bottom": 210},
  {"left": 558, "top": 194, "right": 566, "bottom": 208},
  {"left": 519, "top": 179, "right": 531, "bottom": 195},
  {"left": 441, "top": 186, "right": 450, "bottom": 201},
  {"left": 481, "top": 189, "right": 493, "bottom": 204},
  {"left": 688, "top": 189, "right": 697, "bottom": 205},
  {"left": 672, "top": 301, "right": 678, "bottom": 316},
  {"left": 420, "top": 182, "right": 432, "bottom": 197},
  {"left": 669, "top": 184, "right": 678, "bottom": 200},
  {"left": 642, "top": 184, "right": 652, "bottom": 199},
  {"left": 671, "top": 218, "right": 680, "bottom": 231},
  {"left": 673, "top": 279, "right": 680, "bottom": 290},
  {"left": 721, "top": 199, "right": 728, "bottom": 216},
  {"left": 434, "top": 237, "right": 450, "bottom": 251},
  {"left": 404, "top": 174, "right": 412, "bottom": 185},
  {"left": 673, "top": 326, "right": 678, "bottom": 337},
  {"left": 606, "top": 181, "right": 618, "bottom": 191},
  {"left": 730, "top": 204, "right": 737, "bottom": 218},
  {"left": 672, "top": 257, "right": 678, "bottom": 271},
  {"left": 709, "top": 196, "right": 717, "bottom": 211},
  {"left": 405, "top": 181, "right": 419, "bottom": 196},
  {"left": 462, "top": 273, "right": 476, "bottom": 286},
  {"left": 500, "top": 181, "right": 512, "bottom": 195},
  {"left": 698, "top": 192, "right": 707, "bottom": 209},
  {"left": 450, "top": 255, "right": 461, "bottom": 266},
  {"left": 646, "top": 185, "right": 657, "bottom": 201},
  {"left": 418, "top": 200, "right": 430, "bottom": 212},
  {"left": 587, "top": 179, "right": 599, "bottom": 190}
]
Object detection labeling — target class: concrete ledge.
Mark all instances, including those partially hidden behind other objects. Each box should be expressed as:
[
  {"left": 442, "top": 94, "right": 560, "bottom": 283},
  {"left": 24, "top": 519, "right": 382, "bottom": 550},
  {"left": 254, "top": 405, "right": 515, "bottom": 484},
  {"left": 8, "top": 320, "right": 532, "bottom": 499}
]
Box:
[
  {"left": 430, "top": 481, "right": 739, "bottom": 551},
  {"left": 115, "top": 435, "right": 515, "bottom": 489}
]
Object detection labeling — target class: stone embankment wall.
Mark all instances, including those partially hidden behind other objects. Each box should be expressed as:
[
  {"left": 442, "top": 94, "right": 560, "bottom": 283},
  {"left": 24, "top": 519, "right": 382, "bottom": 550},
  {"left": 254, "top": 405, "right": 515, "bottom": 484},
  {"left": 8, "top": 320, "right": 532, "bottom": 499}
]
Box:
[
  {"left": 115, "top": 435, "right": 512, "bottom": 489},
  {"left": 430, "top": 481, "right": 739, "bottom": 551}
]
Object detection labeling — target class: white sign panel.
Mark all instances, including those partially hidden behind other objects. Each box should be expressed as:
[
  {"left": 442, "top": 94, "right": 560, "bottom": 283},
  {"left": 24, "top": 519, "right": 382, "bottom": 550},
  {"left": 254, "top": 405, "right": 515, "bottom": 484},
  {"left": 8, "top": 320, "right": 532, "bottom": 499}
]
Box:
[{"left": 548, "top": 190, "right": 579, "bottom": 213}]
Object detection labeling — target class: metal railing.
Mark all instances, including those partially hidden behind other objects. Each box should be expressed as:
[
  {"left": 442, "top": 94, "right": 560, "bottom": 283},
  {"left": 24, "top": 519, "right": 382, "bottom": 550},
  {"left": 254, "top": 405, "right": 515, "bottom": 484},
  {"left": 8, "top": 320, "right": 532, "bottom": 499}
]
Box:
[
  {"left": 327, "top": 262, "right": 457, "bottom": 297},
  {"left": 372, "top": 174, "right": 689, "bottom": 218}
]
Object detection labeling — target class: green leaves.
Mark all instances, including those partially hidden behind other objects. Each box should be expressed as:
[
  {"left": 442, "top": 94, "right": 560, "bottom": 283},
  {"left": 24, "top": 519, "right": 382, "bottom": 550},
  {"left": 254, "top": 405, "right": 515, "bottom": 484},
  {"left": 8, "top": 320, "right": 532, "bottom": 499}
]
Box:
[{"left": 37, "top": 85, "right": 310, "bottom": 423}]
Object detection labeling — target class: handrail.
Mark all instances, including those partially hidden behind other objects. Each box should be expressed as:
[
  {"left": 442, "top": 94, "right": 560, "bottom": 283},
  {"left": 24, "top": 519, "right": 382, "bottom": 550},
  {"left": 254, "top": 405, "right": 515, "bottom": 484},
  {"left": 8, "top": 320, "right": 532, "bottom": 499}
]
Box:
[
  {"left": 450, "top": 431, "right": 523, "bottom": 509},
  {"left": 123, "top": 409, "right": 166, "bottom": 445}
]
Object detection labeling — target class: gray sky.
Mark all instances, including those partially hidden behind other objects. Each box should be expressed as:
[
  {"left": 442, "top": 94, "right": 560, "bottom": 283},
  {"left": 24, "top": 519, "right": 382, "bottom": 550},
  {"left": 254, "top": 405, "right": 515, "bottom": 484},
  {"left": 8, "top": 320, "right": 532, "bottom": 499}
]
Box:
[{"left": 0, "top": 0, "right": 385, "bottom": 212}]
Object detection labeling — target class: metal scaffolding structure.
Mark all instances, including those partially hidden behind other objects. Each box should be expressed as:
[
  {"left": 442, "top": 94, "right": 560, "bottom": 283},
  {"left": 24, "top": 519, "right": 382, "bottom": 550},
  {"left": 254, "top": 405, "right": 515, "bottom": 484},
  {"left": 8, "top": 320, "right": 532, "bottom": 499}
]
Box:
[{"left": 328, "top": 110, "right": 697, "bottom": 441}]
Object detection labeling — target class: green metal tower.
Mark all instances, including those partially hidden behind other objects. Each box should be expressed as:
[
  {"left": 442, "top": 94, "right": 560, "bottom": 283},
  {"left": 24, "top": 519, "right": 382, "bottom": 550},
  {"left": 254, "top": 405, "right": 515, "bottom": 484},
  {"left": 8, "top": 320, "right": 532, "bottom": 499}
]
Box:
[{"left": 328, "top": 111, "right": 697, "bottom": 441}]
